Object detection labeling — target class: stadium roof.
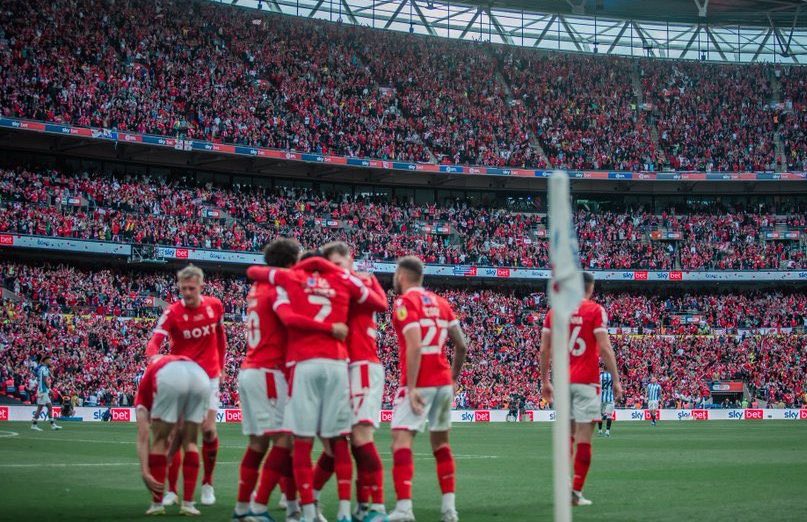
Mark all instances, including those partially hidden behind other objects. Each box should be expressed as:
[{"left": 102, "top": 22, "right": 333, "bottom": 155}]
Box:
[
  {"left": 465, "top": 1, "right": 807, "bottom": 28},
  {"left": 224, "top": 0, "right": 807, "bottom": 62}
]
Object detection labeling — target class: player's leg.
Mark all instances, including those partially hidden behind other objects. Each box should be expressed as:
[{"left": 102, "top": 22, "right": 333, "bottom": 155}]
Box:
[
  {"left": 389, "top": 429, "right": 416, "bottom": 522},
  {"left": 569, "top": 384, "right": 599, "bottom": 507},
  {"left": 428, "top": 386, "right": 457, "bottom": 522},
  {"left": 312, "top": 437, "right": 334, "bottom": 505},
  {"left": 145, "top": 419, "right": 173, "bottom": 515},
  {"left": 163, "top": 424, "right": 183, "bottom": 506},
  {"left": 180, "top": 421, "right": 203, "bottom": 516},
  {"left": 605, "top": 403, "right": 614, "bottom": 437},
  {"left": 350, "top": 362, "right": 386, "bottom": 520},
  {"left": 284, "top": 361, "right": 325, "bottom": 522},
  {"left": 48, "top": 399, "right": 61, "bottom": 429},
  {"left": 319, "top": 360, "right": 353, "bottom": 522},
  {"left": 31, "top": 400, "right": 44, "bottom": 430},
  {"left": 200, "top": 377, "right": 220, "bottom": 505}
]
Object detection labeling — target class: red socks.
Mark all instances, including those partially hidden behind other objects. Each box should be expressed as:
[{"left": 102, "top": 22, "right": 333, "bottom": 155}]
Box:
[
  {"left": 392, "top": 448, "right": 414, "bottom": 501},
  {"left": 293, "top": 439, "right": 315, "bottom": 505},
  {"left": 237, "top": 447, "right": 265, "bottom": 503},
  {"left": 147, "top": 453, "right": 167, "bottom": 503},
  {"left": 255, "top": 446, "right": 291, "bottom": 505},
  {"left": 332, "top": 438, "right": 353, "bottom": 501},
  {"left": 168, "top": 451, "right": 181, "bottom": 493},
  {"left": 434, "top": 445, "right": 456, "bottom": 494},
  {"left": 573, "top": 442, "right": 592, "bottom": 492},
  {"left": 352, "top": 442, "right": 384, "bottom": 505},
  {"left": 312, "top": 451, "right": 335, "bottom": 492},
  {"left": 202, "top": 437, "right": 219, "bottom": 486},
  {"left": 183, "top": 451, "right": 201, "bottom": 502}
]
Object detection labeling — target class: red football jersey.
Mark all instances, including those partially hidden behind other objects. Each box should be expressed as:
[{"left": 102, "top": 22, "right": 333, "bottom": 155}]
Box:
[
  {"left": 135, "top": 355, "right": 193, "bottom": 412},
  {"left": 268, "top": 261, "right": 373, "bottom": 363},
  {"left": 242, "top": 281, "right": 287, "bottom": 370},
  {"left": 347, "top": 273, "right": 386, "bottom": 364},
  {"left": 148, "top": 295, "right": 225, "bottom": 378},
  {"left": 392, "top": 287, "right": 458, "bottom": 388},
  {"left": 543, "top": 299, "right": 608, "bottom": 385}
]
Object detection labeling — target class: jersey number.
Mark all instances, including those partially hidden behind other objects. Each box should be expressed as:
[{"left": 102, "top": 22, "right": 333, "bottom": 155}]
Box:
[
  {"left": 246, "top": 310, "right": 260, "bottom": 349},
  {"left": 308, "top": 295, "right": 332, "bottom": 322},
  {"left": 569, "top": 326, "right": 586, "bottom": 356},
  {"left": 420, "top": 318, "right": 448, "bottom": 350}
]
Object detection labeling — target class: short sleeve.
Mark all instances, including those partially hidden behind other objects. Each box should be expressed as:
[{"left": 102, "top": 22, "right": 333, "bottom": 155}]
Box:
[
  {"left": 593, "top": 305, "right": 608, "bottom": 333},
  {"left": 153, "top": 308, "right": 174, "bottom": 337},
  {"left": 542, "top": 310, "right": 552, "bottom": 333},
  {"left": 440, "top": 298, "right": 459, "bottom": 327},
  {"left": 393, "top": 296, "right": 420, "bottom": 334}
]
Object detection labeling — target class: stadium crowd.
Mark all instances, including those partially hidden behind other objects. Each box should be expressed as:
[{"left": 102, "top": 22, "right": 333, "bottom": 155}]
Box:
[
  {"left": 1, "top": 0, "right": 804, "bottom": 171},
  {"left": 1, "top": 167, "right": 805, "bottom": 269},
  {"left": 2, "top": 262, "right": 805, "bottom": 411}
]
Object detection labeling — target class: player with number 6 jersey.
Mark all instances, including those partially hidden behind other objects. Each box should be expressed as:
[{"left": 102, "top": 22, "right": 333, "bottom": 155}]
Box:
[
  {"left": 540, "top": 272, "right": 622, "bottom": 507},
  {"left": 388, "top": 256, "right": 468, "bottom": 522}
]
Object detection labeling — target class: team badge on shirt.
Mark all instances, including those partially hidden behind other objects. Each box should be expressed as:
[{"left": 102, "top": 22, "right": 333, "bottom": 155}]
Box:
[{"left": 396, "top": 305, "right": 408, "bottom": 321}]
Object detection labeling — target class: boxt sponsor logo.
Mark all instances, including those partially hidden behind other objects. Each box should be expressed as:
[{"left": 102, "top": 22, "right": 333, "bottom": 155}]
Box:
[
  {"left": 0, "top": 406, "right": 8, "bottom": 421},
  {"left": 744, "top": 408, "right": 764, "bottom": 420},
  {"left": 111, "top": 408, "right": 131, "bottom": 422},
  {"left": 380, "top": 410, "right": 393, "bottom": 423},
  {"left": 474, "top": 410, "right": 491, "bottom": 422},
  {"left": 225, "top": 409, "right": 242, "bottom": 423}
]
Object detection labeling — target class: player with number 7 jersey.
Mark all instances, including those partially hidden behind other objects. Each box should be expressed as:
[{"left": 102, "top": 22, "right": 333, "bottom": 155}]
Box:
[{"left": 246, "top": 256, "right": 388, "bottom": 522}]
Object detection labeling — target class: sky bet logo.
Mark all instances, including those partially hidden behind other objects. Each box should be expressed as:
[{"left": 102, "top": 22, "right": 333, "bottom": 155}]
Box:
[
  {"left": 744, "top": 409, "right": 764, "bottom": 420},
  {"left": 380, "top": 410, "right": 393, "bottom": 423},
  {"left": 225, "top": 409, "right": 242, "bottom": 423},
  {"left": 474, "top": 411, "right": 491, "bottom": 422},
  {"left": 0, "top": 406, "right": 8, "bottom": 421},
  {"left": 111, "top": 408, "right": 131, "bottom": 422},
  {"left": 460, "top": 411, "right": 475, "bottom": 422},
  {"left": 783, "top": 410, "right": 807, "bottom": 420},
  {"left": 691, "top": 409, "right": 709, "bottom": 420},
  {"left": 728, "top": 410, "right": 744, "bottom": 419}
]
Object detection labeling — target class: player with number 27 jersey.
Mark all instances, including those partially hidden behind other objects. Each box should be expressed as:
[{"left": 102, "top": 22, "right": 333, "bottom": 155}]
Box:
[{"left": 542, "top": 299, "right": 608, "bottom": 385}]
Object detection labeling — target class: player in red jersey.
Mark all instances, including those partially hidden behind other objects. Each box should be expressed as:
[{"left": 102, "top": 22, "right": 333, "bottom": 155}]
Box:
[
  {"left": 135, "top": 355, "right": 210, "bottom": 516},
  {"left": 234, "top": 239, "right": 350, "bottom": 522},
  {"left": 388, "top": 256, "right": 468, "bottom": 522},
  {"left": 540, "top": 272, "right": 622, "bottom": 507},
  {"left": 145, "top": 265, "right": 226, "bottom": 506},
  {"left": 315, "top": 241, "right": 389, "bottom": 522},
  {"left": 247, "top": 254, "right": 387, "bottom": 522}
]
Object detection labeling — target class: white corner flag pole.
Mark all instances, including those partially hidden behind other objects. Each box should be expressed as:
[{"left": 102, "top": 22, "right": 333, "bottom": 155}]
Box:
[{"left": 548, "top": 171, "right": 584, "bottom": 522}]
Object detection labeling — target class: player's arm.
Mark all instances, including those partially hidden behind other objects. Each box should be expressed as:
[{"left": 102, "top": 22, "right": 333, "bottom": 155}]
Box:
[
  {"left": 343, "top": 270, "right": 387, "bottom": 311},
  {"left": 448, "top": 322, "right": 467, "bottom": 386},
  {"left": 146, "top": 310, "right": 173, "bottom": 359},
  {"left": 135, "top": 406, "right": 163, "bottom": 496},
  {"left": 403, "top": 324, "right": 425, "bottom": 415},
  {"left": 539, "top": 316, "right": 553, "bottom": 402},
  {"left": 596, "top": 330, "right": 622, "bottom": 401},
  {"left": 273, "top": 288, "right": 348, "bottom": 340},
  {"left": 216, "top": 302, "right": 226, "bottom": 375},
  {"left": 246, "top": 265, "right": 294, "bottom": 285}
]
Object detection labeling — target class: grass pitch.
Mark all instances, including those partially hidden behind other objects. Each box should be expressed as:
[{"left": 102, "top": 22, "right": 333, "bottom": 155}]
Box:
[{"left": 0, "top": 421, "right": 805, "bottom": 521}]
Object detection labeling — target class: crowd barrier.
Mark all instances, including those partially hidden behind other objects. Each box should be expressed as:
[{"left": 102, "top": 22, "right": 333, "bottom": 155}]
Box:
[
  {"left": 3, "top": 406, "right": 806, "bottom": 423},
  {"left": 3, "top": 233, "right": 806, "bottom": 282},
  {"left": 1, "top": 117, "right": 804, "bottom": 182}
]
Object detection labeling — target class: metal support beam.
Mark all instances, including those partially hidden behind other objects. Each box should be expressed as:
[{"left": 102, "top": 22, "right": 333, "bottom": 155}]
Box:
[
  {"left": 679, "top": 26, "right": 702, "bottom": 58},
  {"left": 353, "top": 0, "right": 397, "bottom": 14},
  {"left": 458, "top": 8, "right": 482, "bottom": 40},
  {"left": 752, "top": 27, "right": 774, "bottom": 61},
  {"left": 606, "top": 21, "right": 630, "bottom": 54},
  {"left": 488, "top": 8, "right": 514, "bottom": 45},
  {"left": 532, "top": 14, "right": 558, "bottom": 47},
  {"left": 307, "top": 0, "right": 326, "bottom": 18},
  {"left": 560, "top": 16, "right": 583, "bottom": 51},
  {"left": 632, "top": 21, "right": 655, "bottom": 56},
  {"left": 705, "top": 26, "right": 728, "bottom": 61},
  {"left": 433, "top": 6, "right": 474, "bottom": 25},
  {"left": 411, "top": 0, "right": 437, "bottom": 36},
  {"left": 693, "top": 0, "right": 709, "bottom": 18},
  {"left": 339, "top": 0, "right": 359, "bottom": 25},
  {"left": 384, "top": 0, "right": 410, "bottom": 29},
  {"left": 509, "top": 14, "right": 550, "bottom": 35}
]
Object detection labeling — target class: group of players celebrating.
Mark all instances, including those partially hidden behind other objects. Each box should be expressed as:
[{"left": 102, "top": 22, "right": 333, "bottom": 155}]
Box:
[{"left": 134, "top": 240, "right": 467, "bottom": 522}]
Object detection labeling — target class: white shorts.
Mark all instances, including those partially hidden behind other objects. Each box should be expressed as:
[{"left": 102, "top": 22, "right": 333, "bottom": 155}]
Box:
[
  {"left": 238, "top": 368, "right": 288, "bottom": 436},
  {"left": 391, "top": 385, "right": 453, "bottom": 433},
  {"left": 36, "top": 392, "right": 52, "bottom": 406},
  {"left": 284, "top": 359, "right": 350, "bottom": 438},
  {"left": 601, "top": 402, "right": 615, "bottom": 417},
  {"left": 571, "top": 383, "right": 601, "bottom": 423},
  {"left": 648, "top": 400, "right": 660, "bottom": 410},
  {"left": 151, "top": 361, "right": 210, "bottom": 424},
  {"left": 209, "top": 377, "right": 221, "bottom": 411},
  {"left": 350, "top": 362, "right": 384, "bottom": 428}
]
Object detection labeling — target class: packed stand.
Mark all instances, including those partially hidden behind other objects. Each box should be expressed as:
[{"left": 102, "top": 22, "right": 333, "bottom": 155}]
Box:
[
  {"left": 2, "top": 166, "right": 805, "bottom": 269},
  {"left": 776, "top": 66, "right": 807, "bottom": 172},
  {"left": 2, "top": 262, "right": 805, "bottom": 409},
  {"left": 0, "top": 0, "right": 795, "bottom": 172}
]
